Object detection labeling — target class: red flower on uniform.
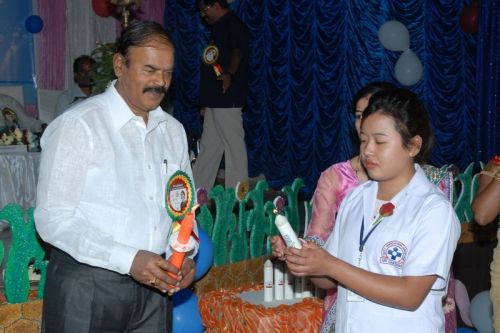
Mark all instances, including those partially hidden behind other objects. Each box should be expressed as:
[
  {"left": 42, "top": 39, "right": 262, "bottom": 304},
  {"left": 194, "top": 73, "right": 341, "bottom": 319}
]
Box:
[
  {"left": 379, "top": 202, "right": 395, "bottom": 217},
  {"left": 371, "top": 202, "right": 395, "bottom": 227}
]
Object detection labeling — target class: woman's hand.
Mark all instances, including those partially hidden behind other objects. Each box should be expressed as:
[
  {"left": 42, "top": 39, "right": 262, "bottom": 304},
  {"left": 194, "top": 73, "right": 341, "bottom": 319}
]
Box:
[
  {"left": 270, "top": 235, "right": 287, "bottom": 260},
  {"left": 284, "top": 243, "right": 333, "bottom": 277}
]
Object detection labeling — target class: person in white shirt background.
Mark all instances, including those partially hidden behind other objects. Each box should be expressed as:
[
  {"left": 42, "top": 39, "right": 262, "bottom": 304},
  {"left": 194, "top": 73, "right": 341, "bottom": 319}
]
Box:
[
  {"left": 280, "top": 88, "right": 460, "bottom": 333},
  {"left": 54, "top": 55, "right": 95, "bottom": 118},
  {"left": 35, "top": 21, "right": 197, "bottom": 333}
]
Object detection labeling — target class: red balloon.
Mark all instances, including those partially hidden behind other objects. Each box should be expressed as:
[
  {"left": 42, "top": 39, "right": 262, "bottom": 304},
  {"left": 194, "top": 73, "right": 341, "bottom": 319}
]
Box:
[
  {"left": 92, "top": 0, "right": 116, "bottom": 18},
  {"left": 460, "top": 1, "right": 479, "bottom": 34}
]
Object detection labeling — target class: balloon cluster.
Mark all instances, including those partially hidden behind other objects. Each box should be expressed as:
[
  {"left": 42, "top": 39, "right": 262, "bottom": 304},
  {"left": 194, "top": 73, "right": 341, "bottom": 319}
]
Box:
[
  {"left": 172, "top": 227, "right": 214, "bottom": 333},
  {"left": 378, "top": 20, "right": 423, "bottom": 86}
]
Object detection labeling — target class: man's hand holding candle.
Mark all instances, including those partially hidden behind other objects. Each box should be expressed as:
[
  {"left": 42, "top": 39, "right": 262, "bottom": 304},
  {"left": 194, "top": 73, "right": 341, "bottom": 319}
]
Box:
[
  {"left": 130, "top": 205, "right": 199, "bottom": 294},
  {"left": 177, "top": 257, "right": 195, "bottom": 289},
  {"left": 129, "top": 250, "right": 183, "bottom": 295}
]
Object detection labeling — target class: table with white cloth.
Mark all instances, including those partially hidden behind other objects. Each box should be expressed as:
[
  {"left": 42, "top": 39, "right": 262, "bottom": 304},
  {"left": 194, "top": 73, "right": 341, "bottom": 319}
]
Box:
[{"left": 0, "top": 151, "right": 40, "bottom": 209}]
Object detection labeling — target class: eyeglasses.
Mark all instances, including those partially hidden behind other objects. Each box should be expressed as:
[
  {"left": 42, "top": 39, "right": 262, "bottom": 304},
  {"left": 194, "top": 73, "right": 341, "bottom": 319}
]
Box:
[{"left": 200, "top": 5, "right": 212, "bottom": 14}]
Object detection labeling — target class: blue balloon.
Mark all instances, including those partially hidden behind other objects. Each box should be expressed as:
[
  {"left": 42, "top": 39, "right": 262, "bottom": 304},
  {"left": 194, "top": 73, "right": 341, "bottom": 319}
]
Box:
[
  {"left": 470, "top": 290, "right": 494, "bottom": 333},
  {"left": 25, "top": 15, "right": 44, "bottom": 34},
  {"left": 172, "top": 289, "right": 204, "bottom": 333},
  {"left": 457, "top": 328, "right": 478, "bottom": 333},
  {"left": 194, "top": 227, "right": 213, "bottom": 281}
]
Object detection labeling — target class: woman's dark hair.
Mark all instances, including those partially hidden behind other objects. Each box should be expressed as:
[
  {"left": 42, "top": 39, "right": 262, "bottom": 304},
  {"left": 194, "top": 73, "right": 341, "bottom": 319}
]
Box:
[
  {"left": 362, "top": 88, "right": 434, "bottom": 163},
  {"left": 349, "top": 81, "right": 396, "bottom": 150},
  {"left": 114, "top": 21, "right": 174, "bottom": 60},
  {"left": 351, "top": 81, "right": 397, "bottom": 114}
]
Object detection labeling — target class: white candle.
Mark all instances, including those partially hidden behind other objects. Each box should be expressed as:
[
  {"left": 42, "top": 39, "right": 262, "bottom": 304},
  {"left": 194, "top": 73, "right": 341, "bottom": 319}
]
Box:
[
  {"left": 294, "top": 276, "right": 303, "bottom": 298},
  {"left": 314, "top": 285, "right": 325, "bottom": 299},
  {"left": 275, "top": 214, "right": 302, "bottom": 249},
  {"left": 264, "top": 259, "right": 274, "bottom": 302},
  {"left": 274, "top": 260, "right": 285, "bottom": 300},
  {"left": 284, "top": 266, "right": 294, "bottom": 299},
  {"left": 302, "top": 276, "right": 312, "bottom": 298}
]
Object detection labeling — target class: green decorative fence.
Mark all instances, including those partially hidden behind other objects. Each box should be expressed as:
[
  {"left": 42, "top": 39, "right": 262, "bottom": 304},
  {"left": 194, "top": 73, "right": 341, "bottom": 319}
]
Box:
[{"left": 0, "top": 164, "right": 481, "bottom": 303}]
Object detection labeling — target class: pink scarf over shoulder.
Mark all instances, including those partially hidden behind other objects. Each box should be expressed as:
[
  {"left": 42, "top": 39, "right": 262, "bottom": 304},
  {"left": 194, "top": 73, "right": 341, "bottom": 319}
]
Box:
[{"left": 305, "top": 160, "right": 359, "bottom": 331}]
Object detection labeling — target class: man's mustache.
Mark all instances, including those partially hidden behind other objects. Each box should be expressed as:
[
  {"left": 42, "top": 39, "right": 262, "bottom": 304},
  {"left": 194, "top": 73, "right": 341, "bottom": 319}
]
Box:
[{"left": 143, "top": 86, "right": 168, "bottom": 94}]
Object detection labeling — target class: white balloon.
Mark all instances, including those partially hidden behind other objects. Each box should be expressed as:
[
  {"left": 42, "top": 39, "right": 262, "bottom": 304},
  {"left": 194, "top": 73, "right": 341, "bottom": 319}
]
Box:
[
  {"left": 470, "top": 290, "right": 494, "bottom": 333},
  {"left": 378, "top": 20, "right": 410, "bottom": 51},
  {"left": 394, "top": 49, "right": 423, "bottom": 86}
]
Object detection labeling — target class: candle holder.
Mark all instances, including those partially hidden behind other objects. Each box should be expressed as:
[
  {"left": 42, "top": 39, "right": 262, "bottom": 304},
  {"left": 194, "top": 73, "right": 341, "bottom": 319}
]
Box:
[{"left": 110, "top": 0, "right": 140, "bottom": 29}]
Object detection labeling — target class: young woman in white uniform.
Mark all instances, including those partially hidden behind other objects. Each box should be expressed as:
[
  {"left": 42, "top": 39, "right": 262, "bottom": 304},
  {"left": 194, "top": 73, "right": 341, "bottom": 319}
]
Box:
[{"left": 284, "top": 88, "right": 460, "bottom": 333}]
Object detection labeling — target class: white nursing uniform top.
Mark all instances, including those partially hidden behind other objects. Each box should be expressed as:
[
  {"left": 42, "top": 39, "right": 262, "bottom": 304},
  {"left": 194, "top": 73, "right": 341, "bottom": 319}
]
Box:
[{"left": 325, "top": 164, "right": 460, "bottom": 333}]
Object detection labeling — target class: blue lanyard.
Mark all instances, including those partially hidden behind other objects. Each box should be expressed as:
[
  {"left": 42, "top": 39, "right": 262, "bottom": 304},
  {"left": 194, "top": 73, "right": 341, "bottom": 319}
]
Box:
[{"left": 359, "top": 217, "right": 384, "bottom": 252}]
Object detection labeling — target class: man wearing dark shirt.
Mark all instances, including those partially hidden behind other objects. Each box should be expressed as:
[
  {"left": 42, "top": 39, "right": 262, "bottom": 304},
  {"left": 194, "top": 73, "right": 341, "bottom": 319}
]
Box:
[{"left": 193, "top": 0, "right": 249, "bottom": 191}]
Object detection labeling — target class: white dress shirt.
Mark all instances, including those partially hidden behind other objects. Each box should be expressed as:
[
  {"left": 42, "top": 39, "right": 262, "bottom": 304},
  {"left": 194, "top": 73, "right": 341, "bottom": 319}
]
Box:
[
  {"left": 35, "top": 81, "right": 194, "bottom": 275},
  {"left": 326, "top": 165, "right": 460, "bottom": 333}
]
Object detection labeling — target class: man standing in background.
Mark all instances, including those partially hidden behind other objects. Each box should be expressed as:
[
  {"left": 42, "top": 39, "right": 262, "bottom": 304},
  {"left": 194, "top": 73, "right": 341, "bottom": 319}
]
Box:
[
  {"left": 193, "top": 0, "right": 250, "bottom": 192},
  {"left": 55, "top": 55, "right": 95, "bottom": 117}
]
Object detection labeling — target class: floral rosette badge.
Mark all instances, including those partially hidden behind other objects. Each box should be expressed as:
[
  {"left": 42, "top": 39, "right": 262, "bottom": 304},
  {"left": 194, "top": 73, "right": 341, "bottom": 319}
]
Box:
[
  {"left": 202, "top": 44, "right": 219, "bottom": 65},
  {"left": 165, "top": 171, "right": 194, "bottom": 221},
  {"left": 202, "top": 43, "right": 224, "bottom": 77}
]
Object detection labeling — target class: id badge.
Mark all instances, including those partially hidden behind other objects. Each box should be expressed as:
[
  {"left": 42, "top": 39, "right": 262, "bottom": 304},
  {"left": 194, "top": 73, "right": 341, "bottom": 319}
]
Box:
[{"left": 347, "top": 290, "right": 365, "bottom": 302}]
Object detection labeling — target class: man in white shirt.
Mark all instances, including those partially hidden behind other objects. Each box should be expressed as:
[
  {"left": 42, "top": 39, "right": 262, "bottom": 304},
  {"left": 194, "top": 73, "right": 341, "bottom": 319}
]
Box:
[
  {"left": 54, "top": 55, "right": 95, "bottom": 118},
  {"left": 35, "top": 21, "right": 196, "bottom": 333}
]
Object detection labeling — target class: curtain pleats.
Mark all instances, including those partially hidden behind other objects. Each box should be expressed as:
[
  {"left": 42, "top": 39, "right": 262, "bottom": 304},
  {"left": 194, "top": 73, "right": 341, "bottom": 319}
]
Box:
[{"left": 37, "top": 0, "right": 66, "bottom": 90}]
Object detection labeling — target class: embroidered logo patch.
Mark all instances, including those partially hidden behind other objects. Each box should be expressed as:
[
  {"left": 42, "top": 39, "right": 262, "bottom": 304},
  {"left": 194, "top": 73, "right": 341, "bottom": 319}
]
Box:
[{"left": 380, "top": 240, "right": 407, "bottom": 268}]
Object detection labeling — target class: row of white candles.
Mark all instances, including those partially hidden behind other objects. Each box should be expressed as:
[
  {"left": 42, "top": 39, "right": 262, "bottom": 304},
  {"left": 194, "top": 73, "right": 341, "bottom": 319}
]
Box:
[
  {"left": 265, "top": 213, "right": 325, "bottom": 301},
  {"left": 264, "top": 259, "right": 324, "bottom": 302}
]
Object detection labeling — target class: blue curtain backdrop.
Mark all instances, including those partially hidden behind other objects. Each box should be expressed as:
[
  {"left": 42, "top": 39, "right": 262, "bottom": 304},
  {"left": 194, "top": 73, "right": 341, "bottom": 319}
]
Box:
[{"left": 164, "top": 0, "right": 496, "bottom": 198}]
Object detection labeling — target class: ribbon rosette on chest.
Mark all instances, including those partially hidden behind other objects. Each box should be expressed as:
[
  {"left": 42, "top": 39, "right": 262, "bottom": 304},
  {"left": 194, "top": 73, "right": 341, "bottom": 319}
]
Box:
[{"left": 372, "top": 202, "right": 395, "bottom": 227}]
